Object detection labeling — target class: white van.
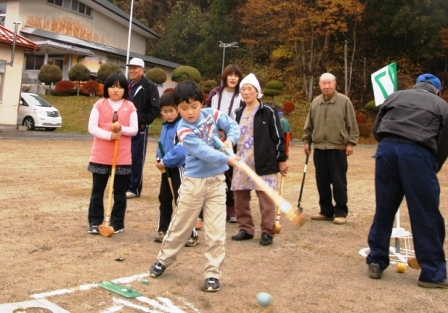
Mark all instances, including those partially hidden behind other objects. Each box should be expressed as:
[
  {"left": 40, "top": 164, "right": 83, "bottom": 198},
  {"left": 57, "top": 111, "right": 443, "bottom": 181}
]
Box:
[{"left": 17, "top": 93, "right": 62, "bottom": 131}]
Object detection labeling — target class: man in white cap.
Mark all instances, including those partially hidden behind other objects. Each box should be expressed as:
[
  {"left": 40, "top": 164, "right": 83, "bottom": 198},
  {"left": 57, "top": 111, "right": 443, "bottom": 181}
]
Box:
[
  {"left": 366, "top": 73, "right": 448, "bottom": 288},
  {"left": 126, "top": 58, "right": 160, "bottom": 199}
]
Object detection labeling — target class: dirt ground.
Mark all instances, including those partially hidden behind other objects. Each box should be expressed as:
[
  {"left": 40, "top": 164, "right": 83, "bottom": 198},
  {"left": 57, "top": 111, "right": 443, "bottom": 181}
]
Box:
[{"left": 1, "top": 133, "right": 448, "bottom": 313}]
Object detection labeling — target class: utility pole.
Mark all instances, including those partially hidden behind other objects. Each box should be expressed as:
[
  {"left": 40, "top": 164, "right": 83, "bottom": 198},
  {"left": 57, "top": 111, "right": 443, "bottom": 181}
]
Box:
[
  {"left": 125, "top": 0, "right": 135, "bottom": 79},
  {"left": 344, "top": 40, "right": 348, "bottom": 96},
  {"left": 8, "top": 21, "right": 20, "bottom": 67}
]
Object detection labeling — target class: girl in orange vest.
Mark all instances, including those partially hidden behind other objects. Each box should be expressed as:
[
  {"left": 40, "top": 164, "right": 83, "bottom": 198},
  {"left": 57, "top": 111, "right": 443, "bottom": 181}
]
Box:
[{"left": 87, "top": 73, "right": 138, "bottom": 234}]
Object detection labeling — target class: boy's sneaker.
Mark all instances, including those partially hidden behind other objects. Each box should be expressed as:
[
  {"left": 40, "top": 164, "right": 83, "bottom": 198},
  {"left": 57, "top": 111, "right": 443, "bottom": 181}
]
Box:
[
  {"left": 185, "top": 235, "right": 199, "bottom": 247},
  {"left": 154, "top": 231, "right": 165, "bottom": 242},
  {"left": 226, "top": 206, "right": 237, "bottom": 223},
  {"left": 88, "top": 225, "right": 99, "bottom": 234},
  {"left": 204, "top": 277, "right": 220, "bottom": 292},
  {"left": 150, "top": 261, "right": 166, "bottom": 278},
  {"left": 114, "top": 228, "right": 125, "bottom": 234}
]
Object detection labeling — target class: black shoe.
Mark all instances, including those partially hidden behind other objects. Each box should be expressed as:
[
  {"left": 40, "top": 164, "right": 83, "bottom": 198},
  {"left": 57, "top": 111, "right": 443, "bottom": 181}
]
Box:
[
  {"left": 88, "top": 225, "right": 99, "bottom": 234},
  {"left": 259, "top": 233, "right": 273, "bottom": 246},
  {"left": 368, "top": 263, "right": 382, "bottom": 279},
  {"left": 150, "top": 261, "right": 166, "bottom": 278},
  {"left": 154, "top": 231, "right": 165, "bottom": 242},
  {"left": 231, "top": 230, "right": 253, "bottom": 241}
]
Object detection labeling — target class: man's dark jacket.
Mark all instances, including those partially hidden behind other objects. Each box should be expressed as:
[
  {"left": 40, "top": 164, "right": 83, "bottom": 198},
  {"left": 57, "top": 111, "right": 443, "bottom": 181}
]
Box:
[
  {"left": 131, "top": 77, "right": 160, "bottom": 126},
  {"left": 373, "top": 82, "right": 448, "bottom": 172}
]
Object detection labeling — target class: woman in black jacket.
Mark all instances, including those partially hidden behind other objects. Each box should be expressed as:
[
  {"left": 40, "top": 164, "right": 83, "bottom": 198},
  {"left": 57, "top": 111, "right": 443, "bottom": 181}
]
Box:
[{"left": 230, "top": 73, "right": 288, "bottom": 246}]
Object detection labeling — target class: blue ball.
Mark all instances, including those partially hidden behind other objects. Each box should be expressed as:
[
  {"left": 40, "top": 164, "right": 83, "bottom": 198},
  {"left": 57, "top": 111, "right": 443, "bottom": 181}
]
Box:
[{"left": 257, "top": 292, "right": 272, "bottom": 306}]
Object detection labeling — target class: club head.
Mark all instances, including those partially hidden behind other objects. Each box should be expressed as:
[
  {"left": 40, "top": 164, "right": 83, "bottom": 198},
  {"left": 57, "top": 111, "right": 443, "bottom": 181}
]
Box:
[
  {"left": 284, "top": 207, "right": 307, "bottom": 228},
  {"left": 98, "top": 225, "right": 114, "bottom": 237},
  {"left": 274, "top": 223, "right": 282, "bottom": 234},
  {"left": 407, "top": 257, "right": 421, "bottom": 270}
]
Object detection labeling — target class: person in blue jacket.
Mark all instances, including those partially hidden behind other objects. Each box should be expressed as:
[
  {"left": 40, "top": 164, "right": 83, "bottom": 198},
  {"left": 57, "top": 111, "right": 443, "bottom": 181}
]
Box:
[
  {"left": 154, "top": 92, "right": 198, "bottom": 247},
  {"left": 149, "top": 80, "right": 240, "bottom": 292}
]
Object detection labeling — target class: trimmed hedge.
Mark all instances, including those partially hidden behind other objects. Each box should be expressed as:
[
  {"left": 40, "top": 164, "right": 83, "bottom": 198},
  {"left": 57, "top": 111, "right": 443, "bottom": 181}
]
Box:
[
  {"left": 172, "top": 66, "right": 201, "bottom": 83},
  {"left": 365, "top": 100, "right": 381, "bottom": 112},
  {"left": 146, "top": 67, "right": 167, "bottom": 84}
]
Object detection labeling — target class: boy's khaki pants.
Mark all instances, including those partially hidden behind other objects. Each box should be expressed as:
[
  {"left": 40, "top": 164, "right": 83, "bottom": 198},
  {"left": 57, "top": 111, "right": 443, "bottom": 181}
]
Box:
[{"left": 157, "top": 174, "right": 227, "bottom": 279}]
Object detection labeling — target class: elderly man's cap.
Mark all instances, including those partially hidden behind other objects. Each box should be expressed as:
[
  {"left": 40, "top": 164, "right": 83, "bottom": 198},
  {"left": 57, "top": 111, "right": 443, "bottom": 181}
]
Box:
[
  {"left": 416, "top": 73, "right": 441, "bottom": 90},
  {"left": 126, "top": 58, "right": 145, "bottom": 67}
]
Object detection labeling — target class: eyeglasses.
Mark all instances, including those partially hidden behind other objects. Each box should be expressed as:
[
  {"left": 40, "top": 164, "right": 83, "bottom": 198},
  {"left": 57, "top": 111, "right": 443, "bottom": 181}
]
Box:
[{"left": 161, "top": 109, "right": 176, "bottom": 115}]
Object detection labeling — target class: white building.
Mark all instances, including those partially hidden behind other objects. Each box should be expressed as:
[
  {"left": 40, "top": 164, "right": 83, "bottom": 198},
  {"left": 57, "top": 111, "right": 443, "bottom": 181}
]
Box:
[{"left": 0, "top": 0, "right": 180, "bottom": 126}]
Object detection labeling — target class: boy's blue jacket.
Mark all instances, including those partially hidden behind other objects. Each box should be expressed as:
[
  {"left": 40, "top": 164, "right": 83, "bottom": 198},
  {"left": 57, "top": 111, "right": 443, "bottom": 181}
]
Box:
[
  {"left": 156, "top": 116, "right": 186, "bottom": 168},
  {"left": 177, "top": 107, "right": 240, "bottom": 178}
]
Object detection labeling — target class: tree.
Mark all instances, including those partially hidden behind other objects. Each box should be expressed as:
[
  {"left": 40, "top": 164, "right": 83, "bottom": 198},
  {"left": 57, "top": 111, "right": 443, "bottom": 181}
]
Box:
[
  {"left": 146, "top": 67, "right": 167, "bottom": 85},
  {"left": 193, "top": 0, "right": 232, "bottom": 79},
  {"left": 38, "top": 62, "right": 62, "bottom": 95},
  {"left": 154, "top": 3, "right": 205, "bottom": 66},
  {"left": 356, "top": 0, "right": 448, "bottom": 94},
  {"left": 68, "top": 63, "right": 91, "bottom": 96},
  {"left": 97, "top": 63, "right": 122, "bottom": 83},
  {"left": 440, "top": 27, "right": 448, "bottom": 92},
  {"left": 239, "top": 0, "right": 364, "bottom": 101}
]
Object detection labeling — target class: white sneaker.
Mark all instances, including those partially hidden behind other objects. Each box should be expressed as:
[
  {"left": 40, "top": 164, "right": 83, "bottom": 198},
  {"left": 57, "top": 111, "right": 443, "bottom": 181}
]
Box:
[{"left": 126, "top": 191, "right": 137, "bottom": 199}]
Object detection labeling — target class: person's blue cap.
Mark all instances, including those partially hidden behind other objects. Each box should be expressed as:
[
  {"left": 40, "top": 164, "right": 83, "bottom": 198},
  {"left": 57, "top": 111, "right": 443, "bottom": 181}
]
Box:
[
  {"left": 278, "top": 111, "right": 284, "bottom": 116},
  {"left": 416, "top": 73, "right": 441, "bottom": 90}
]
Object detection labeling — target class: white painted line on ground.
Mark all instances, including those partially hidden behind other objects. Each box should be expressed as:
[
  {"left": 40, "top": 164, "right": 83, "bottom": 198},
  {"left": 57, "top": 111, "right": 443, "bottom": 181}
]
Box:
[
  {"left": 31, "top": 273, "right": 150, "bottom": 299},
  {"left": 136, "top": 296, "right": 186, "bottom": 313},
  {"left": 31, "top": 288, "right": 78, "bottom": 299},
  {"left": 28, "top": 272, "right": 200, "bottom": 313},
  {"left": 176, "top": 298, "right": 200, "bottom": 313},
  {"left": 113, "top": 297, "right": 161, "bottom": 312},
  {"left": 358, "top": 246, "right": 416, "bottom": 264}
]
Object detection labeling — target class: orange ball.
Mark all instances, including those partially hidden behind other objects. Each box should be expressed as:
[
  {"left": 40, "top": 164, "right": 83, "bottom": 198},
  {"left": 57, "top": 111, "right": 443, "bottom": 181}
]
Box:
[{"left": 396, "top": 263, "right": 406, "bottom": 273}]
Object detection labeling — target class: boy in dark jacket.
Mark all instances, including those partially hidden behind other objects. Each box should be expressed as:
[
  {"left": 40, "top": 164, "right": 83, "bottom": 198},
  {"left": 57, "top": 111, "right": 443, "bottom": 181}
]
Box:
[{"left": 155, "top": 92, "right": 198, "bottom": 246}]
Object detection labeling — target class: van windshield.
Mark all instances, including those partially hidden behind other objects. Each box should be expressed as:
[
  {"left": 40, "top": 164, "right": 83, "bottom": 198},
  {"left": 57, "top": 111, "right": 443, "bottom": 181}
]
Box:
[{"left": 26, "top": 95, "right": 52, "bottom": 107}]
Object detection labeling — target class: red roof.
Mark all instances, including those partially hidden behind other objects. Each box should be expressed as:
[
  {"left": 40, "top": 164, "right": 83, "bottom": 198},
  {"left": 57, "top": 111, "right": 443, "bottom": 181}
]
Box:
[{"left": 0, "top": 24, "right": 39, "bottom": 52}]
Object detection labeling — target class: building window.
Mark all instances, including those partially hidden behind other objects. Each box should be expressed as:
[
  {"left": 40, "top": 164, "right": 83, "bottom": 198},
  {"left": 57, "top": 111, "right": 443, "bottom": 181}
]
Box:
[
  {"left": 47, "top": 0, "right": 92, "bottom": 17},
  {"left": 0, "top": 3, "right": 6, "bottom": 26},
  {"left": 26, "top": 55, "right": 45, "bottom": 71}
]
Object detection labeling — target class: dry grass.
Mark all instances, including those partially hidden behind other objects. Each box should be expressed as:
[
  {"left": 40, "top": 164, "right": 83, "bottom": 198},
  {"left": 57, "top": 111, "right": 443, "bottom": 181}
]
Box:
[
  {"left": 40, "top": 95, "right": 164, "bottom": 136},
  {"left": 0, "top": 139, "right": 447, "bottom": 312}
]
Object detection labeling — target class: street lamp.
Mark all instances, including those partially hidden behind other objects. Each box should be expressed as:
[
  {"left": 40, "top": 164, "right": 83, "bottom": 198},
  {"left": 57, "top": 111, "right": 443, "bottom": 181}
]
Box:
[{"left": 219, "top": 41, "right": 238, "bottom": 85}]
